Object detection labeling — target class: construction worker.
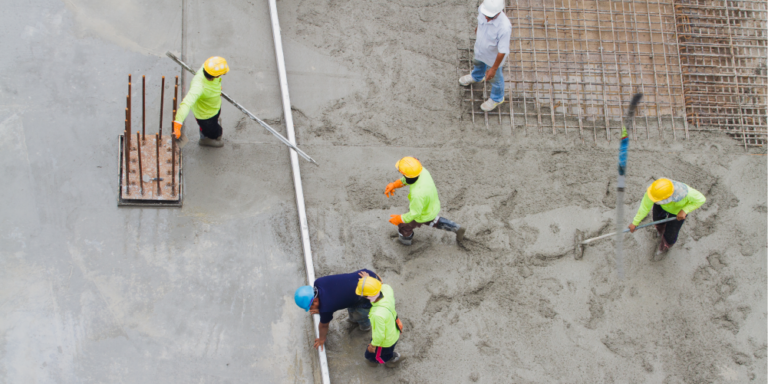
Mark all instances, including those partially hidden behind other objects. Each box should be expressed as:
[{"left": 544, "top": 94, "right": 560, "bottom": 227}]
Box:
[
  {"left": 629, "top": 178, "right": 706, "bottom": 254},
  {"left": 385, "top": 157, "right": 466, "bottom": 245},
  {"left": 458, "top": 0, "right": 511, "bottom": 112},
  {"left": 172, "top": 56, "right": 229, "bottom": 147},
  {"left": 358, "top": 271, "right": 402, "bottom": 367},
  {"left": 294, "top": 269, "right": 382, "bottom": 351}
]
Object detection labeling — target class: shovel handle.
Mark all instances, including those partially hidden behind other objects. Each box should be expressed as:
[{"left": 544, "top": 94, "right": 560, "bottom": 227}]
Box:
[{"left": 580, "top": 217, "right": 678, "bottom": 245}]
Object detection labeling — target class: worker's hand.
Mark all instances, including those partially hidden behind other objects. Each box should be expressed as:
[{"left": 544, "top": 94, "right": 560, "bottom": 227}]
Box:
[
  {"left": 314, "top": 337, "right": 326, "bottom": 351},
  {"left": 628, "top": 224, "right": 636, "bottom": 233},
  {"left": 358, "top": 271, "right": 370, "bottom": 279},
  {"left": 173, "top": 121, "right": 182, "bottom": 139},
  {"left": 389, "top": 214, "right": 403, "bottom": 226},
  {"left": 485, "top": 67, "right": 498, "bottom": 82},
  {"left": 677, "top": 210, "right": 687, "bottom": 221},
  {"left": 385, "top": 180, "right": 404, "bottom": 197},
  {"left": 367, "top": 344, "right": 376, "bottom": 353}
]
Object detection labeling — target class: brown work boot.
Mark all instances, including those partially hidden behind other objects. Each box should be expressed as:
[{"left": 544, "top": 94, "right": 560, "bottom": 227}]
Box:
[{"left": 199, "top": 136, "right": 224, "bottom": 148}]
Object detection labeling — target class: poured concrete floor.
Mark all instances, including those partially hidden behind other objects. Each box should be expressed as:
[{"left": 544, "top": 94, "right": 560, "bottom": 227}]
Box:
[{"left": 1, "top": 0, "right": 766, "bottom": 383}]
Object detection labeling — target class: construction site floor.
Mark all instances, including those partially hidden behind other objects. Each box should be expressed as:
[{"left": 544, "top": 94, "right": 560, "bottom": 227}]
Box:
[{"left": 1, "top": 0, "right": 766, "bottom": 383}]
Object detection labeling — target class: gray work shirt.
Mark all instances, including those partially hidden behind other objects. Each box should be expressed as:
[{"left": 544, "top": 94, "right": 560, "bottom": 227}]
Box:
[{"left": 473, "top": 7, "right": 512, "bottom": 67}]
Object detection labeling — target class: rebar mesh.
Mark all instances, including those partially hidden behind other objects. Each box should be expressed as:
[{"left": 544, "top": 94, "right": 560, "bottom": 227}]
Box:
[{"left": 675, "top": 0, "right": 767, "bottom": 147}]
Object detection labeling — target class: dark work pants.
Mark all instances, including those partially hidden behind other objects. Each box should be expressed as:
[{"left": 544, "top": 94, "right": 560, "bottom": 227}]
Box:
[
  {"left": 653, "top": 204, "right": 685, "bottom": 246},
  {"left": 397, "top": 216, "right": 460, "bottom": 238},
  {"left": 365, "top": 341, "right": 398, "bottom": 364},
  {"left": 196, "top": 109, "right": 222, "bottom": 139}
]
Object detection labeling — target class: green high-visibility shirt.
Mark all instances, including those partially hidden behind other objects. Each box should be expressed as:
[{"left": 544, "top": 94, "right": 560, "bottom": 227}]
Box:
[
  {"left": 174, "top": 65, "right": 222, "bottom": 123},
  {"left": 399, "top": 168, "right": 441, "bottom": 224},
  {"left": 632, "top": 185, "right": 706, "bottom": 226},
  {"left": 369, "top": 284, "right": 399, "bottom": 348}
]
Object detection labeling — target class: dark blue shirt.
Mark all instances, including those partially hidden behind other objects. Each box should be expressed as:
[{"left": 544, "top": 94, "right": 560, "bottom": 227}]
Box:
[{"left": 314, "top": 269, "right": 379, "bottom": 324}]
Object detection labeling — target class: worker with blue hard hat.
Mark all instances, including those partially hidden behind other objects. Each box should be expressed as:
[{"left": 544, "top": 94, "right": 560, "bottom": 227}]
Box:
[{"left": 294, "top": 269, "right": 382, "bottom": 351}]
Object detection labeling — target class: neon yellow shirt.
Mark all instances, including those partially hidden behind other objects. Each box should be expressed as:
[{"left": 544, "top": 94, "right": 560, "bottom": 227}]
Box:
[
  {"left": 369, "top": 284, "right": 399, "bottom": 348},
  {"left": 632, "top": 186, "right": 706, "bottom": 225},
  {"left": 399, "top": 168, "right": 441, "bottom": 224},
  {"left": 174, "top": 65, "right": 222, "bottom": 122}
]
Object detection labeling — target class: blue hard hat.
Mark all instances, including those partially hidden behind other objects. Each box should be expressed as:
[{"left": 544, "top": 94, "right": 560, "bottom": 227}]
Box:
[{"left": 294, "top": 286, "right": 315, "bottom": 312}]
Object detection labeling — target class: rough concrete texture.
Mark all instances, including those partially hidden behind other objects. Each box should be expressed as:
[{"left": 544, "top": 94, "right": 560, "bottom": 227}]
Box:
[{"left": 1, "top": 1, "right": 766, "bottom": 384}]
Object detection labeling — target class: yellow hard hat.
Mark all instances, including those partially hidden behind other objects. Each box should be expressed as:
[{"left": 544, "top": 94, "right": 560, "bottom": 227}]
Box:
[
  {"left": 204, "top": 56, "right": 229, "bottom": 77},
  {"left": 647, "top": 178, "right": 674, "bottom": 202},
  {"left": 355, "top": 275, "right": 382, "bottom": 297},
  {"left": 395, "top": 156, "right": 422, "bottom": 178}
]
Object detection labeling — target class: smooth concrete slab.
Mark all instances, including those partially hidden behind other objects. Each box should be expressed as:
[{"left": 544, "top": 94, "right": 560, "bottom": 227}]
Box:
[{"left": 1, "top": 0, "right": 316, "bottom": 382}]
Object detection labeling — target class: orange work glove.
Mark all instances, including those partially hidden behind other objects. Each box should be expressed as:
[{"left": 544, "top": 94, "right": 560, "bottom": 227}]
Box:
[
  {"left": 389, "top": 214, "right": 403, "bottom": 226},
  {"left": 173, "top": 121, "right": 182, "bottom": 139},
  {"left": 385, "top": 179, "right": 405, "bottom": 197}
]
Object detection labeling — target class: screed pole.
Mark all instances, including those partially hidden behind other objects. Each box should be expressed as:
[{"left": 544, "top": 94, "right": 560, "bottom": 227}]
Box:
[
  {"left": 268, "top": 0, "right": 329, "bottom": 382},
  {"left": 159, "top": 76, "right": 165, "bottom": 137}
]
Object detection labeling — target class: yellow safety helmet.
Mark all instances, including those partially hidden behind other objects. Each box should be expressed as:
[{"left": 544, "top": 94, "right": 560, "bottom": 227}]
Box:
[
  {"left": 355, "top": 275, "right": 382, "bottom": 297},
  {"left": 395, "top": 156, "right": 422, "bottom": 178},
  {"left": 647, "top": 178, "right": 674, "bottom": 202},
  {"left": 204, "top": 56, "right": 229, "bottom": 77}
]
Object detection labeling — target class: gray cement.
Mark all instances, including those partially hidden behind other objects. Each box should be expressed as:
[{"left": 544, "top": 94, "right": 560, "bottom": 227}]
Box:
[{"left": 2, "top": 0, "right": 766, "bottom": 383}]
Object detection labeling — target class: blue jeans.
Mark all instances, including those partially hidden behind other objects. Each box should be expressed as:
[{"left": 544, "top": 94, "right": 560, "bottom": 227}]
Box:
[
  {"left": 471, "top": 59, "right": 504, "bottom": 102},
  {"left": 347, "top": 300, "right": 371, "bottom": 328}
]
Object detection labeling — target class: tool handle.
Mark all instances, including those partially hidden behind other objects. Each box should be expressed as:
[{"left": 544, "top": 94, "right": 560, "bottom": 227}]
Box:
[{"left": 628, "top": 216, "right": 677, "bottom": 232}]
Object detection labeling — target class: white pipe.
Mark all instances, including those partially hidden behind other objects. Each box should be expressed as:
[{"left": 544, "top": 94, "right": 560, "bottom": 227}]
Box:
[{"left": 267, "top": 1, "right": 331, "bottom": 383}]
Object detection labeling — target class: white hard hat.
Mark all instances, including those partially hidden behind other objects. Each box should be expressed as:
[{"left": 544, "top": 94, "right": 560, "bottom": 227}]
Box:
[{"left": 480, "top": 0, "right": 504, "bottom": 17}]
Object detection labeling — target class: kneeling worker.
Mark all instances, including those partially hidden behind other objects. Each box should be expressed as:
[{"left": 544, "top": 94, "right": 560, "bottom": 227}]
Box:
[
  {"left": 358, "top": 271, "right": 402, "bottom": 367},
  {"left": 385, "top": 156, "right": 466, "bottom": 245},
  {"left": 629, "top": 178, "right": 706, "bottom": 254},
  {"left": 294, "top": 269, "right": 381, "bottom": 351},
  {"left": 173, "top": 56, "right": 229, "bottom": 147}
]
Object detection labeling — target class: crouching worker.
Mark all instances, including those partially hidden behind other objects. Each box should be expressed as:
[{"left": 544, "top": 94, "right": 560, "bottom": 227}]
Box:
[
  {"left": 629, "top": 178, "right": 706, "bottom": 255},
  {"left": 359, "top": 271, "right": 403, "bottom": 367},
  {"left": 294, "top": 269, "right": 381, "bottom": 351}
]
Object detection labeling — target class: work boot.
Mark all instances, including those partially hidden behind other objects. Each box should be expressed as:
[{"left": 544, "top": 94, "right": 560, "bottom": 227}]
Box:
[
  {"left": 398, "top": 233, "right": 413, "bottom": 246},
  {"left": 480, "top": 97, "right": 504, "bottom": 112},
  {"left": 199, "top": 136, "right": 224, "bottom": 147},
  {"left": 459, "top": 74, "right": 483, "bottom": 86},
  {"left": 385, "top": 352, "right": 402, "bottom": 367},
  {"left": 366, "top": 360, "right": 379, "bottom": 367},
  {"left": 435, "top": 217, "right": 466, "bottom": 242},
  {"left": 358, "top": 323, "right": 371, "bottom": 332}
]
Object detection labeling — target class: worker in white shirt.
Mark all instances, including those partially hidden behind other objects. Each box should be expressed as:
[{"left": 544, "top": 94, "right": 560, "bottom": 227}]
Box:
[{"left": 459, "top": 0, "right": 512, "bottom": 112}]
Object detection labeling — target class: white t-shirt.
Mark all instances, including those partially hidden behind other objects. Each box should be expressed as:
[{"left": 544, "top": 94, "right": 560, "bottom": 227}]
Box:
[{"left": 473, "top": 7, "right": 512, "bottom": 67}]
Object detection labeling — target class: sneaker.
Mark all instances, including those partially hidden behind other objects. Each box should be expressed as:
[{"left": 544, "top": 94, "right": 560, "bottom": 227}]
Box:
[
  {"left": 199, "top": 136, "right": 224, "bottom": 147},
  {"left": 480, "top": 98, "right": 504, "bottom": 112},
  {"left": 455, "top": 226, "right": 466, "bottom": 242},
  {"left": 398, "top": 233, "right": 413, "bottom": 246},
  {"left": 385, "top": 352, "right": 402, "bottom": 367},
  {"left": 459, "top": 74, "right": 483, "bottom": 86}
]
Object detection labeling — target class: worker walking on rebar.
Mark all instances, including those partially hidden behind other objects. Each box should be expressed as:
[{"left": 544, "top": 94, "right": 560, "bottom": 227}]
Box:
[
  {"left": 172, "top": 56, "right": 229, "bottom": 147},
  {"left": 629, "top": 178, "right": 706, "bottom": 255},
  {"left": 358, "top": 271, "right": 403, "bottom": 367},
  {"left": 294, "top": 269, "right": 382, "bottom": 351},
  {"left": 458, "top": 0, "right": 511, "bottom": 112},
  {"left": 385, "top": 157, "right": 466, "bottom": 245}
]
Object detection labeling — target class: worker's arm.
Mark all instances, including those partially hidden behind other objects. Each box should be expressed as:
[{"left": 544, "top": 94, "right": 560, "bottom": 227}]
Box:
[
  {"left": 369, "top": 313, "right": 386, "bottom": 347},
  {"left": 385, "top": 179, "right": 404, "bottom": 197},
  {"left": 681, "top": 188, "right": 706, "bottom": 214},
  {"left": 401, "top": 195, "right": 426, "bottom": 224},
  {"left": 630, "top": 194, "right": 654, "bottom": 227},
  {"left": 485, "top": 53, "right": 506, "bottom": 82},
  {"left": 313, "top": 322, "right": 330, "bottom": 351},
  {"left": 174, "top": 75, "right": 203, "bottom": 124}
]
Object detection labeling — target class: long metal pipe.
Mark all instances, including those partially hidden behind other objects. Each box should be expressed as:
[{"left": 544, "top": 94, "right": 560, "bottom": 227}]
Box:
[
  {"left": 165, "top": 52, "right": 318, "bottom": 165},
  {"left": 268, "top": 0, "right": 330, "bottom": 382}
]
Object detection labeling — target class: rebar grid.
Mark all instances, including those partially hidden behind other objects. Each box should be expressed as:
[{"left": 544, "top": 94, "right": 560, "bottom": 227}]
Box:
[
  {"left": 461, "top": 0, "right": 688, "bottom": 140},
  {"left": 675, "top": 0, "right": 767, "bottom": 147}
]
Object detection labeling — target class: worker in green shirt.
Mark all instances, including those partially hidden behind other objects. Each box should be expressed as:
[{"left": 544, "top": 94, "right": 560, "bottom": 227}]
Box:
[
  {"left": 629, "top": 178, "right": 706, "bottom": 254},
  {"left": 357, "top": 271, "right": 403, "bottom": 367},
  {"left": 172, "top": 56, "right": 229, "bottom": 147},
  {"left": 384, "top": 156, "right": 466, "bottom": 245}
]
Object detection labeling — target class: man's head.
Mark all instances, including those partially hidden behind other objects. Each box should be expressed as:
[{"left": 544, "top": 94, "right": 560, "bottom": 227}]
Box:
[
  {"left": 356, "top": 275, "right": 382, "bottom": 302},
  {"left": 203, "top": 56, "right": 229, "bottom": 80},
  {"left": 395, "top": 156, "right": 422, "bottom": 178},
  {"left": 294, "top": 285, "right": 317, "bottom": 312},
  {"left": 479, "top": 0, "right": 504, "bottom": 19}
]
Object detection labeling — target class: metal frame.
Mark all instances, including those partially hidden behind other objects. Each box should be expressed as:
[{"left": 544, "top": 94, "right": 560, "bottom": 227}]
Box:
[{"left": 117, "top": 135, "right": 183, "bottom": 207}]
